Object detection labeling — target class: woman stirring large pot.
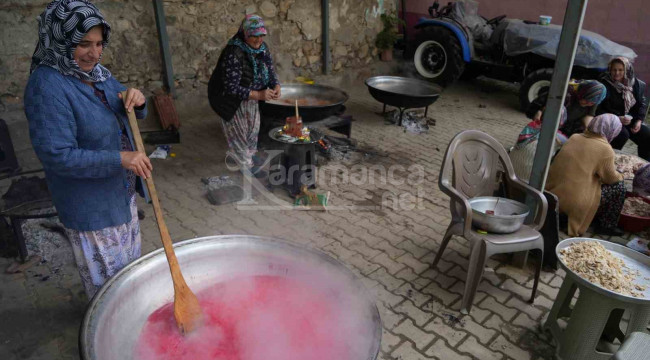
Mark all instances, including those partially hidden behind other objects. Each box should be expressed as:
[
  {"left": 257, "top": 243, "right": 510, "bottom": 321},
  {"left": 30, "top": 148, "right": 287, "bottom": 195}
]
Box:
[{"left": 24, "top": 0, "right": 151, "bottom": 299}]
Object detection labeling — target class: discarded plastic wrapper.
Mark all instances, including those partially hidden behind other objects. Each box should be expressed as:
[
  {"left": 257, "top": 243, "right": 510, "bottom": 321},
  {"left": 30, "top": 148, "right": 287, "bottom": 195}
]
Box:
[{"left": 149, "top": 145, "right": 171, "bottom": 159}]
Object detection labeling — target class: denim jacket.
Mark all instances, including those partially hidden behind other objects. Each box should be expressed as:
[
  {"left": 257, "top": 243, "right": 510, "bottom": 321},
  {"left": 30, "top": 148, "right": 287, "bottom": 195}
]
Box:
[{"left": 24, "top": 66, "right": 149, "bottom": 231}]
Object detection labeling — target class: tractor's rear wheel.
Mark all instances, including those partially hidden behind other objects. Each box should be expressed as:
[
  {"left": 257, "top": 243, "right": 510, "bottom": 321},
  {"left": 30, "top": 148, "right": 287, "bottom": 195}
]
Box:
[
  {"left": 519, "top": 68, "right": 554, "bottom": 111},
  {"left": 413, "top": 26, "right": 465, "bottom": 87}
]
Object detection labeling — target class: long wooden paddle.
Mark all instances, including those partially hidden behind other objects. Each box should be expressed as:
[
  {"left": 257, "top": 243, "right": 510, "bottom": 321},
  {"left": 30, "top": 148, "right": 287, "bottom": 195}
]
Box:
[{"left": 122, "top": 92, "right": 202, "bottom": 334}]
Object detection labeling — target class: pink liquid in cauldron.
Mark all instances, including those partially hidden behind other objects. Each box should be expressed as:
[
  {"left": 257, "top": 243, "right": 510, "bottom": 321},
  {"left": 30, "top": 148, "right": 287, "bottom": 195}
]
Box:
[{"left": 135, "top": 276, "right": 351, "bottom": 360}]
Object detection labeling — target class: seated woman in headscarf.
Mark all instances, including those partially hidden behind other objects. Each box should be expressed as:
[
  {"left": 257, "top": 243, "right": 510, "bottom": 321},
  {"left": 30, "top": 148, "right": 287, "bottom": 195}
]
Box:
[
  {"left": 510, "top": 106, "right": 568, "bottom": 182},
  {"left": 208, "top": 14, "right": 281, "bottom": 178},
  {"left": 527, "top": 80, "right": 607, "bottom": 138},
  {"left": 24, "top": 0, "right": 151, "bottom": 299},
  {"left": 597, "top": 56, "right": 650, "bottom": 161},
  {"left": 546, "top": 114, "right": 625, "bottom": 237}
]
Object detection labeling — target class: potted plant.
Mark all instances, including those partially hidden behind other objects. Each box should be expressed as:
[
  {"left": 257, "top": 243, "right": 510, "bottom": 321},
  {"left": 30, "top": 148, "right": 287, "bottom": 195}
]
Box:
[{"left": 375, "top": 12, "right": 404, "bottom": 61}]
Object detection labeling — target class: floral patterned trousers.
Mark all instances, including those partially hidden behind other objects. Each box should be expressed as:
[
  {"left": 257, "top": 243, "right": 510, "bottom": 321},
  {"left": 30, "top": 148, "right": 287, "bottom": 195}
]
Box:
[
  {"left": 594, "top": 181, "right": 626, "bottom": 229},
  {"left": 220, "top": 99, "right": 260, "bottom": 168},
  {"left": 65, "top": 196, "right": 141, "bottom": 299}
]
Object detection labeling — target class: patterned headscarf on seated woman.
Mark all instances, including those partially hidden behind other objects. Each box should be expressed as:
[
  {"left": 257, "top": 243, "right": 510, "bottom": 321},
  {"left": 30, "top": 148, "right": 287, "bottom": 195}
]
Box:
[
  {"left": 586, "top": 113, "right": 623, "bottom": 143},
  {"left": 574, "top": 79, "right": 607, "bottom": 105},
  {"left": 30, "top": 0, "right": 112, "bottom": 82},
  {"left": 601, "top": 56, "right": 637, "bottom": 114}
]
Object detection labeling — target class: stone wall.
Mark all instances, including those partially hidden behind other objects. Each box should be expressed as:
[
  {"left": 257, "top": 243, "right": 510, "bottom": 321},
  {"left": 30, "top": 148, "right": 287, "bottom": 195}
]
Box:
[
  {"left": 0, "top": 0, "right": 395, "bottom": 167},
  {"left": 1, "top": 0, "right": 394, "bottom": 100}
]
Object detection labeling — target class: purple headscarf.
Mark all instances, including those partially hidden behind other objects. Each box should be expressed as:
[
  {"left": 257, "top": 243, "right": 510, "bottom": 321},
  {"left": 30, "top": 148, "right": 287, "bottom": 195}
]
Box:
[{"left": 586, "top": 113, "right": 622, "bottom": 143}]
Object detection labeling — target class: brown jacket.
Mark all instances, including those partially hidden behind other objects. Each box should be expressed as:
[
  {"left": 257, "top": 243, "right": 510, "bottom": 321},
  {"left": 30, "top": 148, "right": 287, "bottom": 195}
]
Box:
[{"left": 545, "top": 133, "right": 623, "bottom": 236}]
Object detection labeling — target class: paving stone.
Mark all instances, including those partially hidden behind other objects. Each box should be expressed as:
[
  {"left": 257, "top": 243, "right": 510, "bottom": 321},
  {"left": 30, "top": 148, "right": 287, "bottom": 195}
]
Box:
[
  {"left": 394, "top": 299, "right": 436, "bottom": 327},
  {"left": 381, "top": 329, "right": 403, "bottom": 353},
  {"left": 395, "top": 283, "right": 433, "bottom": 307},
  {"left": 457, "top": 317, "right": 498, "bottom": 345},
  {"left": 423, "top": 316, "right": 468, "bottom": 347},
  {"left": 512, "top": 312, "right": 540, "bottom": 331},
  {"left": 489, "top": 335, "right": 531, "bottom": 360},
  {"left": 494, "top": 263, "right": 532, "bottom": 284},
  {"left": 396, "top": 252, "right": 430, "bottom": 274},
  {"left": 466, "top": 304, "right": 491, "bottom": 324},
  {"left": 483, "top": 313, "right": 524, "bottom": 345},
  {"left": 371, "top": 283, "right": 406, "bottom": 308},
  {"left": 322, "top": 241, "right": 357, "bottom": 260},
  {"left": 529, "top": 281, "right": 559, "bottom": 300},
  {"left": 422, "top": 253, "right": 455, "bottom": 274},
  {"left": 447, "top": 264, "right": 468, "bottom": 282},
  {"left": 549, "top": 275, "right": 564, "bottom": 288},
  {"left": 395, "top": 267, "right": 432, "bottom": 290},
  {"left": 369, "top": 267, "right": 406, "bottom": 291},
  {"left": 396, "top": 239, "right": 430, "bottom": 259},
  {"left": 393, "top": 318, "right": 436, "bottom": 350},
  {"left": 391, "top": 341, "right": 435, "bottom": 360},
  {"left": 377, "top": 302, "right": 406, "bottom": 330},
  {"left": 373, "top": 240, "right": 408, "bottom": 259},
  {"left": 505, "top": 297, "right": 543, "bottom": 321},
  {"left": 500, "top": 278, "right": 532, "bottom": 300},
  {"left": 346, "top": 251, "right": 382, "bottom": 275},
  {"left": 477, "top": 280, "right": 512, "bottom": 304},
  {"left": 478, "top": 296, "right": 518, "bottom": 322},
  {"left": 447, "top": 281, "right": 487, "bottom": 305},
  {"left": 345, "top": 238, "right": 383, "bottom": 258},
  {"left": 425, "top": 338, "right": 472, "bottom": 360},
  {"left": 534, "top": 294, "right": 555, "bottom": 310},
  {"left": 372, "top": 252, "right": 407, "bottom": 275},
  {"left": 458, "top": 336, "right": 504, "bottom": 360},
  {"left": 421, "top": 280, "right": 462, "bottom": 306},
  {"left": 420, "top": 268, "right": 458, "bottom": 289}
]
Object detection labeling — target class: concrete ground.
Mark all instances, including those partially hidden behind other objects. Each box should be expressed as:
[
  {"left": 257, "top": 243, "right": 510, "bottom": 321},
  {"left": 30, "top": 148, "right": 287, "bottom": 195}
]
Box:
[{"left": 0, "top": 75, "right": 642, "bottom": 360}]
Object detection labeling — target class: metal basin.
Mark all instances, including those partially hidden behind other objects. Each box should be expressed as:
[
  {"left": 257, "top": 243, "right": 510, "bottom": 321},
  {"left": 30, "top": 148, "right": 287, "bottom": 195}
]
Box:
[
  {"left": 364, "top": 76, "right": 441, "bottom": 109},
  {"left": 469, "top": 196, "right": 529, "bottom": 234},
  {"left": 557, "top": 238, "right": 650, "bottom": 303},
  {"left": 259, "top": 83, "right": 349, "bottom": 121},
  {"left": 80, "top": 235, "right": 381, "bottom": 360}
]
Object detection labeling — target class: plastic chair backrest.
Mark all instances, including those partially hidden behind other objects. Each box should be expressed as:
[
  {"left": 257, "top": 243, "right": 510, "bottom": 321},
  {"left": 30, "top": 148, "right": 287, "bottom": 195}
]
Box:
[{"left": 443, "top": 130, "right": 515, "bottom": 199}]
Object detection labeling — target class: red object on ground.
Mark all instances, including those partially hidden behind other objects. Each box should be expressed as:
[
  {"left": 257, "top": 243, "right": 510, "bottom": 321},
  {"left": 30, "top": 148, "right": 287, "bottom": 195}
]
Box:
[
  {"left": 135, "top": 276, "right": 350, "bottom": 360},
  {"left": 619, "top": 192, "right": 650, "bottom": 233}
]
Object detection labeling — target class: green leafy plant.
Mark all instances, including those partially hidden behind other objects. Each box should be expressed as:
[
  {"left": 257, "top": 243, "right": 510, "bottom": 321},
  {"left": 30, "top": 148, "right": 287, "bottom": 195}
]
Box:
[{"left": 375, "top": 12, "right": 405, "bottom": 51}]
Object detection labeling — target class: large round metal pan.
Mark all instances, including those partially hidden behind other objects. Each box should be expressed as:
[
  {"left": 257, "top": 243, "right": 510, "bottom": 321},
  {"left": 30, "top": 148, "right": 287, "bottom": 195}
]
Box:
[
  {"left": 80, "top": 235, "right": 381, "bottom": 360},
  {"left": 365, "top": 76, "right": 442, "bottom": 109},
  {"left": 259, "top": 83, "right": 349, "bottom": 121}
]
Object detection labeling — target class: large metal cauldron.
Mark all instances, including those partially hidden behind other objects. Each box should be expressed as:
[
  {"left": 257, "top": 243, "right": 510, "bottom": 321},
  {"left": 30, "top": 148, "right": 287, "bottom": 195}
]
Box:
[
  {"left": 259, "top": 83, "right": 349, "bottom": 121},
  {"left": 80, "top": 235, "right": 381, "bottom": 360},
  {"left": 365, "top": 76, "right": 441, "bottom": 126}
]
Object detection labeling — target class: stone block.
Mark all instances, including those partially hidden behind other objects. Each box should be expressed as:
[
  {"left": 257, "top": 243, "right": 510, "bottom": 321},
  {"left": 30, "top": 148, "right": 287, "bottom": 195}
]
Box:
[{"left": 393, "top": 318, "right": 436, "bottom": 350}]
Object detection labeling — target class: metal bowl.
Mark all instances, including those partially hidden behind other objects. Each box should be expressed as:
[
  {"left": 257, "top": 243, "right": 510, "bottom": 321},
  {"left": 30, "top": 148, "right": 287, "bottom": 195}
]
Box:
[
  {"left": 468, "top": 196, "right": 529, "bottom": 234},
  {"left": 80, "top": 235, "right": 381, "bottom": 360}
]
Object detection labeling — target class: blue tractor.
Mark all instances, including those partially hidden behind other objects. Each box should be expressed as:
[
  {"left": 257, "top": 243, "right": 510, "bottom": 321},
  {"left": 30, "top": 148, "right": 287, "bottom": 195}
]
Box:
[{"left": 407, "top": 0, "right": 636, "bottom": 110}]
